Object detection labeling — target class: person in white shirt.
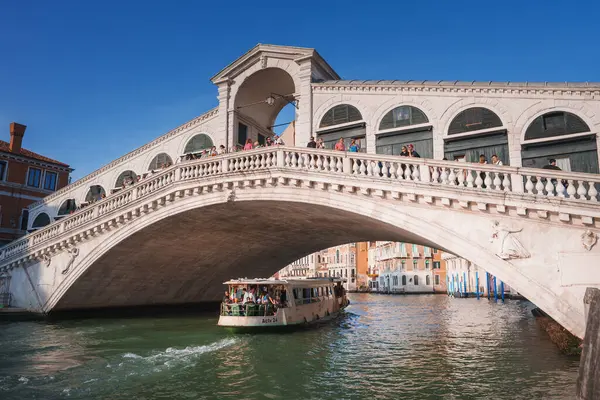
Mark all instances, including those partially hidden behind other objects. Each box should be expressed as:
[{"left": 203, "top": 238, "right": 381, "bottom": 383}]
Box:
[
  {"left": 274, "top": 135, "right": 284, "bottom": 145},
  {"left": 491, "top": 154, "right": 503, "bottom": 166},
  {"left": 242, "top": 288, "right": 256, "bottom": 304}
]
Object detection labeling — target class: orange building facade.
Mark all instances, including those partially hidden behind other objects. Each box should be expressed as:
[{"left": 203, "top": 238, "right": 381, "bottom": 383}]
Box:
[{"left": 0, "top": 123, "right": 71, "bottom": 245}]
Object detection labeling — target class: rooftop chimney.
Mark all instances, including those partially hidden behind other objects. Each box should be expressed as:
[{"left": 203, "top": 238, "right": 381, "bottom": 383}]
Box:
[{"left": 9, "top": 122, "right": 26, "bottom": 153}]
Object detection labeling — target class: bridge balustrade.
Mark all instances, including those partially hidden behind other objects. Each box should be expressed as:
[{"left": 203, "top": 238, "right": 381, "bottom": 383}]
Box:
[{"left": 1, "top": 146, "right": 599, "bottom": 265}]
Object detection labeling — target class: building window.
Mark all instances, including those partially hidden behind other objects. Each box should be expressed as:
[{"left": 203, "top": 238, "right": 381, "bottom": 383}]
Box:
[
  {"left": 43, "top": 171, "right": 58, "bottom": 191},
  {"left": 238, "top": 123, "right": 248, "bottom": 146},
  {"left": 319, "top": 104, "right": 362, "bottom": 128},
  {"left": 351, "top": 269, "right": 355, "bottom": 277},
  {"left": 32, "top": 213, "right": 51, "bottom": 229},
  {"left": 435, "top": 275, "right": 440, "bottom": 285},
  {"left": 19, "top": 209, "right": 29, "bottom": 231},
  {"left": 0, "top": 161, "right": 7, "bottom": 181},
  {"left": 258, "top": 134, "right": 266, "bottom": 146},
  {"left": 414, "top": 275, "right": 419, "bottom": 286},
  {"left": 27, "top": 167, "right": 42, "bottom": 187},
  {"left": 413, "top": 260, "right": 418, "bottom": 270},
  {"left": 379, "top": 106, "right": 429, "bottom": 131},
  {"left": 401, "top": 261, "right": 406, "bottom": 271},
  {"left": 336, "top": 250, "right": 340, "bottom": 263},
  {"left": 426, "top": 275, "right": 431, "bottom": 285},
  {"left": 448, "top": 107, "right": 503, "bottom": 135},
  {"left": 148, "top": 153, "right": 173, "bottom": 170},
  {"left": 433, "top": 261, "right": 441, "bottom": 269},
  {"left": 525, "top": 112, "right": 590, "bottom": 141},
  {"left": 425, "top": 260, "right": 430, "bottom": 270},
  {"left": 412, "top": 244, "right": 418, "bottom": 254},
  {"left": 402, "top": 275, "right": 407, "bottom": 285},
  {"left": 433, "top": 248, "right": 438, "bottom": 254},
  {"left": 184, "top": 134, "right": 214, "bottom": 154}
]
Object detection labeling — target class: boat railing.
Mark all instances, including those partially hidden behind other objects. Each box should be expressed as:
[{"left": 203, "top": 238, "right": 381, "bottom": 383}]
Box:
[{"left": 220, "top": 302, "right": 278, "bottom": 317}]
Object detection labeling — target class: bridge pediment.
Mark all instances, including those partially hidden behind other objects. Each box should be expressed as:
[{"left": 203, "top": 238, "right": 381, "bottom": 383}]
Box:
[{"left": 210, "top": 44, "right": 339, "bottom": 84}]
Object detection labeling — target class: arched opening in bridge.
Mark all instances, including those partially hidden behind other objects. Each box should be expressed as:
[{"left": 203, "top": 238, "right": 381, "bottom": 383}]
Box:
[
  {"left": 85, "top": 185, "right": 106, "bottom": 203},
  {"left": 521, "top": 111, "right": 598, "bottom": 173},
  {"left": 317, "top": 104, "right": 366, "bottom": 151},
  {"left": 233, "top": 68, "right": 296, "bottom": 148},
  {"left": 183, "top": 134, "right": 214, "bottom": 156},
  {"left": 57, "top": 199, "right": 77, "bottom": 217},
  {"left": 376, "top": 105, "right": 432, "bottom": 157},
  {"left": 148, "top": 153, "right": 173, "bottom": 171},
  {"left": 31, "top": 212, "right": 50, "bottom": 229},
  {"left": 444, "top": 107, "right": 508, "bottom": 164},
  {"left": 115, "top": 170, "right": 137, "bottom": 189}
]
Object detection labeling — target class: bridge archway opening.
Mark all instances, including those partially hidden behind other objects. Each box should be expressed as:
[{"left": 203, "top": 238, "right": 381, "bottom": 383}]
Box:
[
  {"left": 183, "top": 134, "right": 214, "bottom": 156},
  {"left": 85, "top": 185, "right": 106, "bottom": 203},
  {"left": 521, "top": 111, "right": 598, "bottom": 173},
  {"left": 115, "top": 170, "right": 137, "bottom": 189},
  {"left": 148, "top": 153, "right": 173, "bottom": 171},
  {"left": 233, "top": 68, "right": 296, "bottom": 148},
  {"left": 31, "top": 212, "right": 51, "bottom": 229},
  {"left": 376, "top": 105, "right": 432, "bottom": 157},
  {"left": 317, "top": 104, "right": 366, "bottom": 151},
  {"left": 57, "top": 199, "right": 77, "bottom": 217},
  {"left": 444, "top": 107, "right": 508, "bottom": 165}
]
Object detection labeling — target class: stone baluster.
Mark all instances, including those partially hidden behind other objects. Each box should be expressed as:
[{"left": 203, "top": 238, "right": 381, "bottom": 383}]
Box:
[
  {"left": 352, "top": 159, "right": 359, "bottom": 175},
  {"left": 412, "top": 165, "right": 420, "bottom": 181},
  {"left": 389, "top": 162, "right": 397, "bottom": 179},
  {"left": 466, "top": 169, "right": 475, "bottom": 188},
  {"left": 284, "top": 152, "right": 291, "bottom": 167},
  {"left": 524, "top": 175, "right": 535, "bottom": 194},
  {"left": 502, "top": 174, "right": 511, "bottom": 192},
  {"left": 336, "top": 157, "right": 343, "bottom": 173},
  {"left": 322, "top": 155, "right": 329, "bottom": 171},
  {"left": 431, "top": 167, "right": 440, "bottom": 183},
  {"left": 535, "top": 176, "right": 545, "bottom": 195},
  {"left": 403, "top": 165, "right": 411, "bottom": 181},
  {"left": 589, "top": 182, "right": 599, "bottom": 202},
  {"left": 366, "top": 161, "right": 373, "bottom": 176},
  {"left": 381, "top": 162, "right": 389, "bottom": 178},
  {"left": 440, "top": 168, "right": 449, "bottom": 185},
  {"left": 577, "top": 180, "right": 588, "bottom": 200},
  {"left": 484, "top": 172, "right": 492, "bottom": 189},
  {"left": 492, "top": 173, "right": 502, "bottom": 190},
  {"left": 474, "top": 169, "right": 484, "bottom": 189},
  {"left": 359, "top": 160, "right": 366, "bottom": 176},
  {"left": 567, "top": 180, "right": 577, "bottom": 198},
  {"left": 316, "top": 155, "right": 323, "bottom": 171},
  {"left": 448, "top": 169, "right": 457, "bottom": 186},
  {"left": 544, "top": 177, "right": 555, "bottom": 196}
]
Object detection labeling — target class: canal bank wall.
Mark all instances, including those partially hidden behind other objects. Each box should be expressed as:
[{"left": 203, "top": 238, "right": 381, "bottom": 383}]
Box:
[
  {"left": 577, "top": 288, "right": 600, "bottom": 400},
  {"left": 532, "top": 308, "right": 582, "bottom": 355}
]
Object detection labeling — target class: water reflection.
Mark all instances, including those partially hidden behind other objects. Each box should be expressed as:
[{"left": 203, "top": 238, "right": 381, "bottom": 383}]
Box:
[{"left": 0, "top": 294, "right": 579, "bottom": 400}]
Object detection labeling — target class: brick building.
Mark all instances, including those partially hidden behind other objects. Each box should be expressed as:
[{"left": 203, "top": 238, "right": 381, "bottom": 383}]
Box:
[{"left": 0, "top": 123, "right": 71, "bottom": 245}]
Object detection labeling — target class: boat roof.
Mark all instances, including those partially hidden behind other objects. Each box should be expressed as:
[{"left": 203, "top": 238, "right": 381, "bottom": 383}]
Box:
[{"left": 223, "top": 277, "right": 345, "bottom": 286}]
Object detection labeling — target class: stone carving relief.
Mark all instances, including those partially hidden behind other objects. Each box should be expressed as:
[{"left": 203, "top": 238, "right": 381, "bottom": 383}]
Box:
[
  {"left": 490, "top": 221, "right": 530, "bottom": 260},
  {"left": 61, "top": 247, "right": 80, "bottom": 275},
  {"left": 581, "top": 230, "right": 598, "bottom": 251},
  {"left": 42, "top": 254, "right": 51, "bottom": 267},
  {"left": 260, "top": 55, "right": 267, "bottom": 69}
]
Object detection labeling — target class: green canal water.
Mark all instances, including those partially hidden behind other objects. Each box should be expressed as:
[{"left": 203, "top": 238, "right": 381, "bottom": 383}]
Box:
[{"left": 0, "top": 294, "right": 579, "bottom": 399}]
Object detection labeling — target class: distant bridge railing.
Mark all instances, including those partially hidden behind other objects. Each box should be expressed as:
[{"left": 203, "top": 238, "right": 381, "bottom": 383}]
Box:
[{"left": 1, "top": 146, "right": 599, "bottom": 265}]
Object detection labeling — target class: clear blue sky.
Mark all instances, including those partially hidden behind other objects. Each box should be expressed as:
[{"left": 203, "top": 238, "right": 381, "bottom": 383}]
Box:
[{"left": 1, "top": 0, "right": 599, "bottom": 180}]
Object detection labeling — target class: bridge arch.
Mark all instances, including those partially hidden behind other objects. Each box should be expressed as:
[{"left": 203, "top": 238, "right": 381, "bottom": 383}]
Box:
[
  {"left": 315, "top": 103, "right": 367, "bottom": 150},
  {"left": 374, "top": 105, "right": 433, "bottom": 158},
  {"left": 114, "top": 170, "right": 137, "bottom": 188},
  {"left": 57, "top": 199, "right": 77, "bottom": 216},
  {"left": 443, "top": 106, "right": 510, "bottom": 164},
  {"left": 179, "top": 132, "right": 215, "bottom": 156},
  {"left": 41, "top": 183, "right": 584, "bottom": 337},
  {"left": 233, "top": 67, "right": 297, "bottom": 143},
  {"left": 83, "top": 185, "right": 106, "bottom": 204},
  {"left": 147, "top": 152, "right": 173, "bottom": 171},
  {"left": 518, "top": 108, "right": 599, "bottom": 173},
  {"left": 31, "top": 212, "right": 51, "bottom": 229}
]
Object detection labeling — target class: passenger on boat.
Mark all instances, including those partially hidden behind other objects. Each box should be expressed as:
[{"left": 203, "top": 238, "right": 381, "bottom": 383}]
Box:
[
  {"left": 242, "top": 288, "right": 256, "bottom": 304},
  {"left": 259, "top": 291, "right": 276, "bottom": 306}
]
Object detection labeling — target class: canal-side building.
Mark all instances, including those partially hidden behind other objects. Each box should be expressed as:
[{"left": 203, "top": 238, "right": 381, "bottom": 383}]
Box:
[
  {"left": 443, "top": 253, "right": 516, "bottom": 298},
  {"left": 0, "top": 123, "right": 72, "bottom": 245},
  {"left": 370, "top": 242, "right": 447, "bottom": 294},
  {"left": 278, "top": 242, "right": 369, "bottom": 291}
]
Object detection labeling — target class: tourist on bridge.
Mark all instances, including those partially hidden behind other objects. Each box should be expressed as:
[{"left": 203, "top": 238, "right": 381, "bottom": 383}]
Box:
[
  {"left": 407, "top": 144, "right": 420, "bottom": 158},
  {"left": 307, "top": 137, "right": 317, "bottom": 148},
  {"left": 266, "top": 137, "right": 274, "bottom": 146},
  {"left": 334, "top": 137, "right": 345, "bottom": 151},
  {"left": 349, "top": 138, "right": 360, "bottom": 152},
  {"left": 316, "top": 138, "right": 325, "bottom": 149},
  {"left": 243, "top": 138, "right": 253, "bottom": 150}
]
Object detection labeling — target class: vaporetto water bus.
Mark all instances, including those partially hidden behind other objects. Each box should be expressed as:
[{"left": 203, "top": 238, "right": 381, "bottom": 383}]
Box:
[{"left": 218, "top": 277, "right": 349, "bottom": 328}]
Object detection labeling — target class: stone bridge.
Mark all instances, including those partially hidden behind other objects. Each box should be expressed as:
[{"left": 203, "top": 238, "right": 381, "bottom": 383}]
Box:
[{"left": 1, "top": 147, "right": 600, "bottom": 337}]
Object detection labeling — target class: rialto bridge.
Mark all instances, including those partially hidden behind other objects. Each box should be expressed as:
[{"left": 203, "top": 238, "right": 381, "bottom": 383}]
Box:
[{"left": 1, "top": 44, "right": 600, "bottom": 338}]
